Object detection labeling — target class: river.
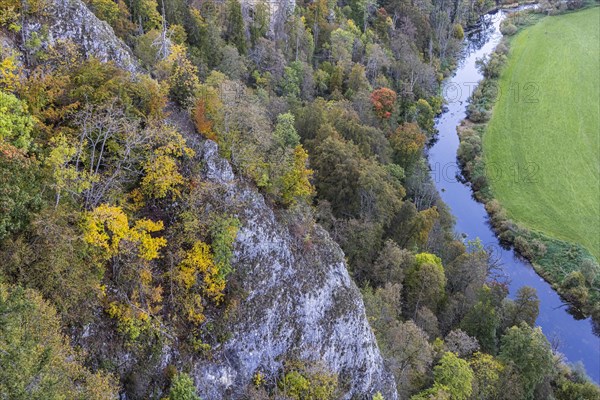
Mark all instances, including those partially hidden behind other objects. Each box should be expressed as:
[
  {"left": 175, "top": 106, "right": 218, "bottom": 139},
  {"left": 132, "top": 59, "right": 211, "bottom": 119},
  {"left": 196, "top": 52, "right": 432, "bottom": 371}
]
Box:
[{"left": 428, "top": 8, "right": 600, "bottom": 383}]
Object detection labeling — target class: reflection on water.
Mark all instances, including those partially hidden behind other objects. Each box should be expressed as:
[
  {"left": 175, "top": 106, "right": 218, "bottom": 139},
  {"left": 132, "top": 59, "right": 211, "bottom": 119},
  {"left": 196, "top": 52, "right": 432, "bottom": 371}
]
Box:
[
  {"left": 465, "top": 13, "right": 498, "bottom": 51},
  {"left": 429, "top": 8, "right": 600, "bottom": 383}
]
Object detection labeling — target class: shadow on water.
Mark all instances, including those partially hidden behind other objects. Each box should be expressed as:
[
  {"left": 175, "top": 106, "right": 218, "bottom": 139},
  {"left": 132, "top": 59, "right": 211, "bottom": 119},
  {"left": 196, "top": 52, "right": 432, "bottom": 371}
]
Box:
[{"left": 429, "top": 8, "right": 600, "bottom": 383}]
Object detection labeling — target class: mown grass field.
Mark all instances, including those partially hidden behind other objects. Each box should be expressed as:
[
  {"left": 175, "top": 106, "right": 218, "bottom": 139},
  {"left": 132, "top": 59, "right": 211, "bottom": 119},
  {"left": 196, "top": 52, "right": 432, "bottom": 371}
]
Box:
[{"left": 483, "top": 7, "right": 600, "bottom": 259}]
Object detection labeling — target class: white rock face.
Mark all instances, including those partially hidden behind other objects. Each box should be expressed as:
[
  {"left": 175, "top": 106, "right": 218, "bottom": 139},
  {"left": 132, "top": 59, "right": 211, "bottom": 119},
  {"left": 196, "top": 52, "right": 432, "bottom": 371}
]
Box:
[
  {"left": 22, "top": 0, "right": 138, "bottom": 73},
  {"left": 195, "top": 141, "right": 398, "bottom": 399}
]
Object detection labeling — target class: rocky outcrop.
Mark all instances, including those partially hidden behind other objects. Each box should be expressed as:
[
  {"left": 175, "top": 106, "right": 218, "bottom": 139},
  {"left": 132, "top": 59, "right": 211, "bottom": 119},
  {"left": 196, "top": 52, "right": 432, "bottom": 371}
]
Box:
[
  {"left": 193, "top": 141, "right": 398, "bottom": 399},
  {"left": 21, "top": 0, "right": 138, "bottom": 72}
]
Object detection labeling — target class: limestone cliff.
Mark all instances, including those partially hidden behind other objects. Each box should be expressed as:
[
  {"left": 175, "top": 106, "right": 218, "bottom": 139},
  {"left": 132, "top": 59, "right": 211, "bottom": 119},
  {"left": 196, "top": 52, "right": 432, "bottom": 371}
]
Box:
[
  {"left": 191, "top": 141, "right": 397, "bottom": 399},
  {"left": 21, "top": 0, "right": 138, "bottom": 72}
]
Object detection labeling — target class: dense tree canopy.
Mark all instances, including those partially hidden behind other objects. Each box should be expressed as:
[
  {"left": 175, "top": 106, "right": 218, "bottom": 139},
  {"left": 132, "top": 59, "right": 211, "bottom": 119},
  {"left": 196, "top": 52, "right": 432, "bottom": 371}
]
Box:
[{"left": 0, "top": 0, "right": 596, "bottom": 398}]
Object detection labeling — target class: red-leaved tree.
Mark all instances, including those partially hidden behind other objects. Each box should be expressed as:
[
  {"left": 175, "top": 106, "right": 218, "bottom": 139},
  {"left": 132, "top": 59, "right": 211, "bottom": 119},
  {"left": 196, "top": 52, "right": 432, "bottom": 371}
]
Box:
[{"left": 370, "top": 88, "right": 397, "bottom": 119}]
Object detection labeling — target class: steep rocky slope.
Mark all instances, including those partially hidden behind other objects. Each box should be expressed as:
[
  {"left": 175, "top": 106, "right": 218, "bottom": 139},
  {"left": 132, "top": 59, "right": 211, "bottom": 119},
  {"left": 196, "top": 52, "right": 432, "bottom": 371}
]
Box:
[
  {"left": 20, "top": 0, "right": 138, "bottom": 72},
  {"left": 192, "top": 141, "right": 397, "bottom": 398}
]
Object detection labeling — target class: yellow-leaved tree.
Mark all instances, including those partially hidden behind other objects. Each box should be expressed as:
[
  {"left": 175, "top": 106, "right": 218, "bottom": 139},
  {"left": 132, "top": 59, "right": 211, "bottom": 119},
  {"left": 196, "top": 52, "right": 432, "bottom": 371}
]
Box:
[
  {"left": 173, "top": 216, "right": 239, "bottom": 326},
  {"left": 83, "top": 204, "right": 167, "bottom": 340},
  {"left": 83, "top": 204, "right": 166, "bottom": 261},
  {"left": 140, "top": 126, "right": 194, "bottom": 201},
  {"left": 175, "top": 241, "right": 223, "bottom": 325},
  {"left": 46, "top": 134, "right": 97, "bottom": 207},
  {"left": 0, "top": 54, "right": 20, "bottom": 91},
  {"left": 279, "top": 145, "right": 314, "bottom": 206}
]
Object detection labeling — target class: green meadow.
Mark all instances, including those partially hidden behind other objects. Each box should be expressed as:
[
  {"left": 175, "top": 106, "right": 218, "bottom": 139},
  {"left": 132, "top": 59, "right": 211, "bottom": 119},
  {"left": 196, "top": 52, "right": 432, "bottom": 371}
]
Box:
[{"left": 484, "top": 7, "right": 600, "bottom": 259}]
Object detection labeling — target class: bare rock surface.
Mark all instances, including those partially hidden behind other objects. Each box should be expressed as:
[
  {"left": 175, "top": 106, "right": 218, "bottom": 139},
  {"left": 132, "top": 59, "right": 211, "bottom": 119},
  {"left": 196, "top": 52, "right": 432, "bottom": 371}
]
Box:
[
  {"left": 22, "top": 0, "right": 138, "bottom": 72},
  {"left": 193, "top": 141, "right": 398, "bottom": 399}
]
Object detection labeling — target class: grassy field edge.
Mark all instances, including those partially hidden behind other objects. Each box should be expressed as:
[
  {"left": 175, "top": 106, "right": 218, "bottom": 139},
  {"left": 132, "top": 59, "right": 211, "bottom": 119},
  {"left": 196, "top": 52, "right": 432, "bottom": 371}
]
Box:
[{"left": 456, "top": 5, "right": 600, "bottom": 323}]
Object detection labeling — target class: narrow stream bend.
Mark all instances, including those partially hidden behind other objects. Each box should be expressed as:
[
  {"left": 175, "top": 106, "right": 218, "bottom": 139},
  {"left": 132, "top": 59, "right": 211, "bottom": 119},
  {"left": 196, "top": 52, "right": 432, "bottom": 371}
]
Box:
[{"left": 428, "top": 9, "right": 600, "bottom": 382}]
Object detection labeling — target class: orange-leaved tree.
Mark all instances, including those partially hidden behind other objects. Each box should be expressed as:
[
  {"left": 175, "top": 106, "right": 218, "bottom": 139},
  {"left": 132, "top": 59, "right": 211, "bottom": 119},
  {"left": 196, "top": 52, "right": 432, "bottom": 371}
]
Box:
[
  {"left": 370, "top": 87, "right": 397, "bottom": 119},
  {"left": 193, "top": 85, "right": 223, "bottom": 141}
]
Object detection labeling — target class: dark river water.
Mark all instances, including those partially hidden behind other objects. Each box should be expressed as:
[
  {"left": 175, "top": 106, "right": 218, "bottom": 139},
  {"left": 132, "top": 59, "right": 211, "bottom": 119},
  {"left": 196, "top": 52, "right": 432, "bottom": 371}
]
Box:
[{"left": 428, "top": 9, "right": 600, "bottom": 383}]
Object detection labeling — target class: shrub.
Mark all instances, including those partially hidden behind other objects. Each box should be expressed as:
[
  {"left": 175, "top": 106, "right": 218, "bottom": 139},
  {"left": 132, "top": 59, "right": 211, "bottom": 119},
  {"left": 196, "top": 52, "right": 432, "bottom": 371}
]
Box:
[
  {"left": 0, "top": 284, "right": 119, "bottom": 399},
  {"left": 168, "top": 373, "right": 201, "bottom": 400},
  {"left": 0, "top": 142, "right": 41, "bottom": 239},
  {"left": 453, "top": 23, "right": 465, "bottom": 40},
  {"left": 514, "top": 236, "right": 534, "bottom": 260},
  {"left": 530, "top": 239, "right": 547, "bottom": 258},
  {"left": 501, "top": 23, "right": 518, "bottom": 36},
  {"left": 278, "top": 361, "right": 338, "bottom": 400},
  {"left": 466, "top": 105, "right": 491, "bottom": 123},
  {"left": 496, "top": 43, "right": 509, "bottom": 55}
]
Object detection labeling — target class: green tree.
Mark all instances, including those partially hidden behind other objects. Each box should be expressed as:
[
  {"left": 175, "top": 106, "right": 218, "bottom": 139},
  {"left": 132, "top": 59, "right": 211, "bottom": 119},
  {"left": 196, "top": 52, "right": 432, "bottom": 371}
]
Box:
[
  {"left": 311, "top": 135, "right": 362, "bottom": 217},
  {"left": 312, "top": 135, "right": 404, "bottom": 222},
  {"left": 0, "top": 284, "right": 118, "bottom": 399},
  {"left": 415, "top": 98, "right": 435, "bottom": 134},
  {"left": 0, "top": 208, "right": 104, "bottom": 326},
  {"left": 502, "top": 286, "right": 539, "bottom": 330},
  {"left": 88, "top": 0, "right": 120, "bottom": 26},
  {"left": 168, "top": 373, "right": 201, "bottom": 400},
  {"left": 134, "top": 29, "right": 162, "bottom": 68},
  {"left": 274, "top": 112, "right": 300, "bottom": 148},
  {"left": 411, "top": 387, "right": 450, "bottom": 400},
  {"left": 329, "top": 27, "right": 355, "bottom": 65},
  {"left": 218, "top": 45, "right": 248, "bottom": 80},
  {"left": 329, "top": 63, "right": 344, "bottom": 94},
  {"left": 580, "top": 259, "right": 599, "bottom": 286},
  {"left": 370, "top": 240, "right": 412, "bottom": 286},
  {"left": 390, "top": 122, "right": 426, "bottom": 169},
  {"left": 460, "top": 285, "right": 501, "bottom": 354},
  {"left": 278, "top": 361, "right": 338, "bottom": 400},
  {"left": 162, "top": 45, "right": 200, "bottom": 108},
  {"left": 0, "top": 90, "right": 34, "bottom": 150},
  {"left": 129, "top": 0, "right": 162, "bottom": 32},
  {"left": 362, "top": 283, "right": 402, "bottom": 336},
  {"left": 431, "top": 352, "right": 474, "bottom": 400},
  {"left": 469, "top": 352, "right": 504, "bottom": 400},
  {"left": 498, "top": 323, "right": 553, "bottom": 399},
  {"left": 224, "top": 0, "right": 246, "bottom": 55},
  {"left": 444, "top": 241, "right": 488, "bottom": 295},
  {"left": 285, "top": 14, "right": 314, "bottom": 63},
  {"left": 249, "top": 0, "right": 269, "bottom": 45},
  {"left": 555, "top": 372, "right": 600, "bottom": 400},
  {"left": 346, "top": 63, "right": 371, "bottom": 96},
  {"left": 209, "top": 215, "right": 240, "bottom": 280},
  {"left": 561, "top": 270, "right": 590, "bottom": 305},
  {"left": 277, "top": 145, "right": 314, "bottom": 206},
  {"left": 349, "top": 0, "right": 376, "bottom": 31},
  {"left": 0, "top": 142, "right": 41, "bottom": 239},
  {"left": 405, "top": 252, "right": 446, "bottom": 315},
  {"left": 281, "top": 62, "right": 304, "bottom": 99}
]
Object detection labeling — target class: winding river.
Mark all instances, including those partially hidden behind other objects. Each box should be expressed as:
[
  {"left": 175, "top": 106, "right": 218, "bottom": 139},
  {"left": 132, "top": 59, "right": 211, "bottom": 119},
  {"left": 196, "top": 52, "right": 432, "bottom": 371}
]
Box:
[{"left": 428, "top": 9, "right": 600, "bottom": 382}]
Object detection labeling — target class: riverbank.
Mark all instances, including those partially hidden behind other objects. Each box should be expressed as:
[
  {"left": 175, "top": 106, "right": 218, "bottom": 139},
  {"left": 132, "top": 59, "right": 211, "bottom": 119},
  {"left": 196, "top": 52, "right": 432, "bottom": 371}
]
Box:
[
  {"left": 457, "top": 5, "right": 600, "bottom": 324},
  {"left": 464, "top": 0, "right": 539, "bottom": 35}
]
